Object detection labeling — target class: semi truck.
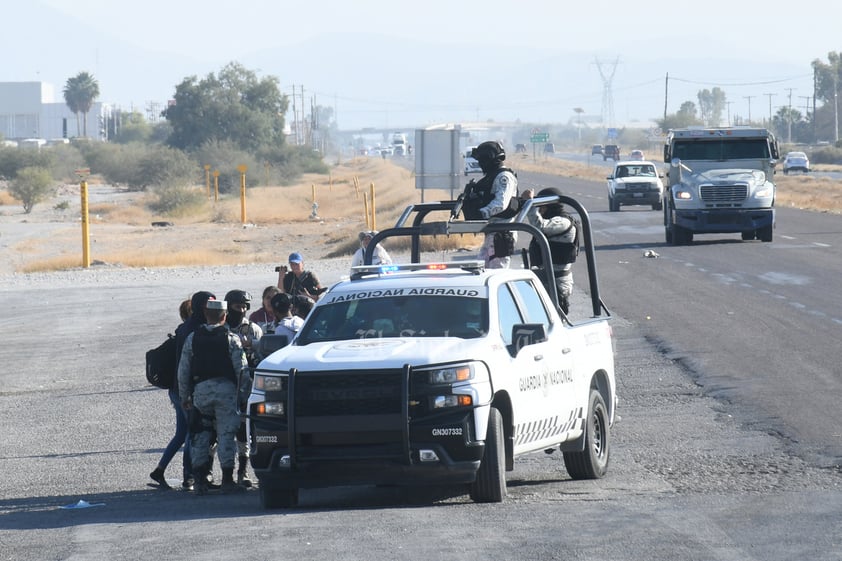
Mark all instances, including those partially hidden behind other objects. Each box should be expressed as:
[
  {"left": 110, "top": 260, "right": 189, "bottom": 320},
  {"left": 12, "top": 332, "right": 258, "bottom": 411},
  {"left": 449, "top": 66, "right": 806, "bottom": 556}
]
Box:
[{"left": 662, "top": 127, "right": 779, "bottom": 245}]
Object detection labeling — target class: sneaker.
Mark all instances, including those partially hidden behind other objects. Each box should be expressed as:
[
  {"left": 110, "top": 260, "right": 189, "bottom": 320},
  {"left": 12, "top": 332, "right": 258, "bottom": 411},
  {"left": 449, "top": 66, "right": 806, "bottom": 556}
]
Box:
[
  {"left": 206, "top": 476, "right": 222, "bottom": 490},
  {"left": 181, "top": 477, "right": 194, "bottom": 491},
  {"left": 149, "top": 469, "right": 172, "bottom": 490}
]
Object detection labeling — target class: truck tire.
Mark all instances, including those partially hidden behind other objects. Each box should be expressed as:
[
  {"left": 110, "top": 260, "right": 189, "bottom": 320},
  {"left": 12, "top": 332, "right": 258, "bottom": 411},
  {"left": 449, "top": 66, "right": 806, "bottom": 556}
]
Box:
[
  {"left": 741, "top": 230, "right": 756, "bottom": 241},
  {"left": 652, "top": 199, "right": 663, "bottom": 211},
  {"left": 609, "top": 196, "right": 619, "bottom": 212},
  {"left": 757, "top": 224, "right": 773, "bottom": 242},
  {"left": 563, "top": 390, "right": 610, "bottom": 480},
  {"left": 469, "top": 407, "right": 506, "bottom": 503},
  {"left": 260, "top": 484, "right": 299, "bottom": 509},
  {"left": 672, "top": 225, "right": 693, "bottom": 245}
]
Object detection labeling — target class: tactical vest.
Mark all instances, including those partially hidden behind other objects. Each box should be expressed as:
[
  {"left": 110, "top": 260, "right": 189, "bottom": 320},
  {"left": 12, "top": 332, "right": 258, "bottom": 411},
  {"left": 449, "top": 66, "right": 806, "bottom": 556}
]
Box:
[
  {"left": 190, "top": 326, "right": 236, "bottom": 384},
  {"left": 528, "top": 212, "right": 579, "bottom": 271},
  {"left": 462, "top": 167, "right": 517, "bottom": 220}
]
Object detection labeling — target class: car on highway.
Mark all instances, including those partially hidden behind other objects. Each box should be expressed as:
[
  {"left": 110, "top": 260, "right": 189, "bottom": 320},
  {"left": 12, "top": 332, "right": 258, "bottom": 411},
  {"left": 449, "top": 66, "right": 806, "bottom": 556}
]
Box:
[
  {"left": 628, "top": 149, "right": 645, "bottom": 161},
  {"left": 606, "top": 160, "right": 664, "bottom": 212},
  {"left": 603, "top": 144, "right": 620, "bottom": 161},
  {"left": 464, "top": 147, "right": 482, "bottom": 175},
  {"left": 591, "top": 144, "right": 604, "bottom": 156},
  {"left": 783, "top": 151, "right": 810, "bottom": 174}
]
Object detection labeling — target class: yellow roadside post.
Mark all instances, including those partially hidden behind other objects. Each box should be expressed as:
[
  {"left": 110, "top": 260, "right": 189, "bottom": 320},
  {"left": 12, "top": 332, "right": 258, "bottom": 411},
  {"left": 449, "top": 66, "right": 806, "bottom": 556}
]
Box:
[
  {"left": 76, "top": 167, "right": 92, "bottom": 268},
  {"left": 213, "top": 170, "right": 220, "bottom": 202},
  {"left": 204, "top": 164, "right": 211, "bottom": 197},
  {"left": 237, "top": 164, "right": 248, "bottom": 224},
  {"left": 369, "top": 182, "right": 376, "bottom": 231}
]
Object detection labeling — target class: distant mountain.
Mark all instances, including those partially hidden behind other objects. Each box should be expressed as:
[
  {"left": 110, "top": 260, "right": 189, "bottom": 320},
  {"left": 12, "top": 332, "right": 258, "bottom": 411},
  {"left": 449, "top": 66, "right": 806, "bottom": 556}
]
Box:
[{"left": 2, "top": 5, "right": 814, "bottom": 130}]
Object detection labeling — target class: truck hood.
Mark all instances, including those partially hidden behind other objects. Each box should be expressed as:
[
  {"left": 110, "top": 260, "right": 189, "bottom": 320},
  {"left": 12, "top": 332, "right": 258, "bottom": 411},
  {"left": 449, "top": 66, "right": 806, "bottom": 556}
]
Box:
[
  {"left": 681, "top": 167, "right": 768, "bottom": 187},
  {"left": 256, "top": 338, "right": 490, "bottom": 372}
]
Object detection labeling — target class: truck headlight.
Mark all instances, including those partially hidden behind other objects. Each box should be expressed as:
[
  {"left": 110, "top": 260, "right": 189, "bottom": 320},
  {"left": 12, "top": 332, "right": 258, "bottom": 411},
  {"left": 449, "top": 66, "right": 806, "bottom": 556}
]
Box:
[
  {"left": 428, "top": 364, "right": 474, "bottom": 385},
  {"left": 754, "top": 186, "right": 773, "bottom": 198},
  {"left": 433, "top": 395, "right": 473, "bottom": 409},
  {"left": 256, "top": 402, "right": 285, "bottom": 416},
  {"left": 253, "top": 373, "right": 287, "bottom": 392},
  {"left": 675, "top": 190, "right": 693, "bottom": 200}
]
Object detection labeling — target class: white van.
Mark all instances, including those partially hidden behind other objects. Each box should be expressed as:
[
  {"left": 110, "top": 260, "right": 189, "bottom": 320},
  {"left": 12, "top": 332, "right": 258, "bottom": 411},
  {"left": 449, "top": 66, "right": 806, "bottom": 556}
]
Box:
[{"left": 464, "top": 147, "right": 482, "bottom": 176}]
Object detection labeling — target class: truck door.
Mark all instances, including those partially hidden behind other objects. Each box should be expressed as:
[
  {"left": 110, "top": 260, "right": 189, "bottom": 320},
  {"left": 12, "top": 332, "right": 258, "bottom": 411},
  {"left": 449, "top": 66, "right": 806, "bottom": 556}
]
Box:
[{"left": 497, "top": 280, "right": 575, "bottom": 454}]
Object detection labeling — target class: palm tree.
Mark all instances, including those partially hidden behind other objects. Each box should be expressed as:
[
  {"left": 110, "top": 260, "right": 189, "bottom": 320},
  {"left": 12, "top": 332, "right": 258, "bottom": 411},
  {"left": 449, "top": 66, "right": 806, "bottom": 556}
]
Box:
[{"left": 62, "top": 72, "right": 100, "bottom": 138}]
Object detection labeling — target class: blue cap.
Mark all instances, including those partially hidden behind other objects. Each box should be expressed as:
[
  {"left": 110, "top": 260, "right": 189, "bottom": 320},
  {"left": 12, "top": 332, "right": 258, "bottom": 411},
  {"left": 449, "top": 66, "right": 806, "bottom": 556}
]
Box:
[{"left": 288, "top": 252, "right": 303, "bottom": 263}]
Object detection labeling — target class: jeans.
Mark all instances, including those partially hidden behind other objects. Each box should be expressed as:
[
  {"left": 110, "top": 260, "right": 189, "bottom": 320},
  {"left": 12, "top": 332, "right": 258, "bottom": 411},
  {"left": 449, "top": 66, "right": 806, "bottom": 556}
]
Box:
[{"left": 158, "top": 389, "right": 192, "bottom": 479}]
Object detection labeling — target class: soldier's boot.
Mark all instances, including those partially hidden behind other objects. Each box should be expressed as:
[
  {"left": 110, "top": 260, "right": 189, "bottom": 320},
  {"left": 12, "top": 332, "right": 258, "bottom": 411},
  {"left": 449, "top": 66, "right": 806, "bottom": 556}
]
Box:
[
  {"left": 193, "top": 464, "right": 210, "bottom": 496},
  {"left": 237, "top": 455, "right": 253, "bottom": 488},
  {"left": 221, "top": 467, "right": 245, "bottom": 494}
]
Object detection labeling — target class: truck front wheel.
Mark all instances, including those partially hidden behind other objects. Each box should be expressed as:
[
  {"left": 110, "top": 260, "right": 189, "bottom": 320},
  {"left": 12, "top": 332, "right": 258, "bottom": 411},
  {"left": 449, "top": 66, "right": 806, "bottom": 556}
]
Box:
[
  {"left": 469, "top": 407, "right": 506, "bottom": 503},
  {"left": 563, "top": 389, "right": 610, "bottom": 480},
  {"left": 260, "top": 484, "right": 299, "bottom": 509},
  {"left": 757, "top": 224, "right": 773, "bottom": 242}
]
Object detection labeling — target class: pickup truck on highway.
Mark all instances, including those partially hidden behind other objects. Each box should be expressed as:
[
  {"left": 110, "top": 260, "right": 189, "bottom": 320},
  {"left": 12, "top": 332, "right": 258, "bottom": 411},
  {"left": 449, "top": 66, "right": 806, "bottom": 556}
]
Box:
[{"left": 244, "top": 194, "right": 617, "bottom": 508}]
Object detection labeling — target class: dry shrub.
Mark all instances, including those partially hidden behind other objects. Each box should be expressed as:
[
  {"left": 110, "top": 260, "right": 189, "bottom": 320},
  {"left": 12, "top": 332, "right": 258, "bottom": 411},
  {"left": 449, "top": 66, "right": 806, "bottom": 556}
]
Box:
[{"left": 0, "top": 189, "right": 17, "bottom": 206}]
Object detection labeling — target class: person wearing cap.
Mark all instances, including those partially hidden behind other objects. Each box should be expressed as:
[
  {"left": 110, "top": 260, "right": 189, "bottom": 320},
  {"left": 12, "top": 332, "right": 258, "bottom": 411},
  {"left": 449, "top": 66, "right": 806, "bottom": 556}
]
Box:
[
  {"left": 350, "top": 230, "right": 392, "bottom": 274},
  {"left": 177, "top": 298, "right": 250, "bottom": 495},
  {"left": 277, "top": 252, "right": 326, "bottom": 301}
]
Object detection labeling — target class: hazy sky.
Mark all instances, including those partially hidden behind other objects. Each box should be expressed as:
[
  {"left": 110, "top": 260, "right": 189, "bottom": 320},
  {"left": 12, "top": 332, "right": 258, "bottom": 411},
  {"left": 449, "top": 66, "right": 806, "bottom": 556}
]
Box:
[{"left": 14, "top": 0, "right": 840, "bottom": 130}]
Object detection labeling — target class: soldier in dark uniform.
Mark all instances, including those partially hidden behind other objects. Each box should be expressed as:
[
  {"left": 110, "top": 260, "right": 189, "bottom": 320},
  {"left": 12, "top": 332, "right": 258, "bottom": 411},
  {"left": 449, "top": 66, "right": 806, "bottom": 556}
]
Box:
[
  {"left": 459, "top": 141, "right": 519, "bottom": 268},
  {"left": 178, "top": 298, "right": 250, "bottom": 495}
]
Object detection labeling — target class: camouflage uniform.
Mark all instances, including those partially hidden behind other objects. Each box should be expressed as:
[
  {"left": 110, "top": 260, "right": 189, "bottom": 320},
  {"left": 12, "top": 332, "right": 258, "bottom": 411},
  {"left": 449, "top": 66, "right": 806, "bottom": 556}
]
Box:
[
  {"left": 178, "top": 323, "right": 249, "bottom": 493},
  {"left": 227, "top": 317, "right": 263, "bottom": 484}
]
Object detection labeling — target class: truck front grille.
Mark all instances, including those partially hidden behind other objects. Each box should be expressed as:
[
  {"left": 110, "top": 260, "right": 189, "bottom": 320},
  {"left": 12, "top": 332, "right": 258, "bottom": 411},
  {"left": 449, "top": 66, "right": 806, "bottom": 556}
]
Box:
[
  {"left": 294, "top": 369, "right": 404, "bottom": 417},
  {"left": 700, "top": 184, "right": 747, "bottom": 203}
]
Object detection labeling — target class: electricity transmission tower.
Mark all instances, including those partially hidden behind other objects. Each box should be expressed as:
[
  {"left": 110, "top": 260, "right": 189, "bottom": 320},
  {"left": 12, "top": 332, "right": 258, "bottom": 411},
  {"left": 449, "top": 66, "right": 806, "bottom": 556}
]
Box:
[{"left": 594, "top": 57, "right": 620, "bottom": 129}]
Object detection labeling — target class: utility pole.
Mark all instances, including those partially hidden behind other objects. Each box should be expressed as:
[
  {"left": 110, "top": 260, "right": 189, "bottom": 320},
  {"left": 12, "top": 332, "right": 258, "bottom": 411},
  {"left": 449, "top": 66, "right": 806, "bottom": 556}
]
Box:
[
  {"left": 663, "top": 72, "right": 669, "bottom": 124},
  {"left": 743, "top": 96, "right": 755, "bottom": 124},
  {"left": 785, "top": 88, "right": 795, "bottom": 144},
  {"left": 763, "top": 93, "right": 776, "bottom": 129},
  {"left": 725, "top": 101, "right": 733, "bottom": 126}
]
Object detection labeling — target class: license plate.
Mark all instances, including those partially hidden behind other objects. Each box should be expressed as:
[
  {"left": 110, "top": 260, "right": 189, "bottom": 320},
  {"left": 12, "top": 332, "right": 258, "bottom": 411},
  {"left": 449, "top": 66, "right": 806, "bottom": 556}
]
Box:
[{"left": 633, "top": 193, "right": 644, "bottom": 198}]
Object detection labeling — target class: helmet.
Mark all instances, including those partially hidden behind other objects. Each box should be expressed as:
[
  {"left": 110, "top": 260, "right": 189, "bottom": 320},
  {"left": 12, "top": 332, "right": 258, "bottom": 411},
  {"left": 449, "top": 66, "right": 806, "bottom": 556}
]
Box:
[
  {"left": 471, "top": 141, "right": 506, "bottom": 164},
  {"left": 536, "top": 187, "right": 563, "bottom": 199},
  {"left": 224, "top": 289, "right": 252, "bottom": 310},
  {"left": 535, "top": 187, "right": 564, "bottom": 217}
]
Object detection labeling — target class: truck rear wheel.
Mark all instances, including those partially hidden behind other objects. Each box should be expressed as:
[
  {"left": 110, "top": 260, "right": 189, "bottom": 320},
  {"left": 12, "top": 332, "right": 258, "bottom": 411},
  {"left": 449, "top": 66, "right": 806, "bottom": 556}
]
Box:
[
  {"left": 469, "top": 407, "right": 506, "bottom": 503},
  {"left": 260, "top": 484, "right": 299, "bottom": 509},
  {"left": 563, "top": 390, "right": 610, "bottom": 480}
]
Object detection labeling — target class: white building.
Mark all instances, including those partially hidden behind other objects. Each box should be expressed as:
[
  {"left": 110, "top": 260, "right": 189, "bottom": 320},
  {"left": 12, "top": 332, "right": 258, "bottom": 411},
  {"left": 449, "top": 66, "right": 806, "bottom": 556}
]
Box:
[{"left": 0, "top": 81, "right": 111, "bottom": 142}]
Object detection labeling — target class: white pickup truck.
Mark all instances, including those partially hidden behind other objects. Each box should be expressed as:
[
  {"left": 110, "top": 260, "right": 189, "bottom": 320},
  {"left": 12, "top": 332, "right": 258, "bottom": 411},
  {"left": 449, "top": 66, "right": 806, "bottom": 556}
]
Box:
[{"left": 245, "top": 195, "right": 616, "bottom": 508}]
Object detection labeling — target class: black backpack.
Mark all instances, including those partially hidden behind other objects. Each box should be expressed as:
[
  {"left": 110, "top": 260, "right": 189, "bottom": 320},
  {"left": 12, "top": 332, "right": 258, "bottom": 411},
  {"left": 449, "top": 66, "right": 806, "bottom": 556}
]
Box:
[{"left": 145, "top": 334, "right": 177, "bottom": 390}]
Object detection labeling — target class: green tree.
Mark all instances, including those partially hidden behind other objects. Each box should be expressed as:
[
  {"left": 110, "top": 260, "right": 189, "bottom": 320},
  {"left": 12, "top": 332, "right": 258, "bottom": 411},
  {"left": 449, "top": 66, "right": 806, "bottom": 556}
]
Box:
[
  {"left": 9, "top": 166, "right": 54, "bottom": 213},
  {"left": 697, "top": 87, "right": 727, "bottom": 127},
  {"left": 163, "top": 62, "right": 289, "bottom": 153},
  {"left": 62, "top": 72, "right": 100, "bottom": 138},
  {"left": 658, "top": 101, "right": 702, "bottom": 131},
  {"left": 111, "top": 111, "right": 153, "bottom": 144}
]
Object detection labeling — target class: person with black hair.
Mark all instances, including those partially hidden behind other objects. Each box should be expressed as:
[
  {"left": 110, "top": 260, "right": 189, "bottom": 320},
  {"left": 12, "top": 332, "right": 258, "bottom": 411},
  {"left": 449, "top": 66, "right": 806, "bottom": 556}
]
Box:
[
  {"left": 460, "top": 140, "right": 519, "bottom": 268},
  {"left": 522, "top": 187, "right": 579, "bottom": 315}
]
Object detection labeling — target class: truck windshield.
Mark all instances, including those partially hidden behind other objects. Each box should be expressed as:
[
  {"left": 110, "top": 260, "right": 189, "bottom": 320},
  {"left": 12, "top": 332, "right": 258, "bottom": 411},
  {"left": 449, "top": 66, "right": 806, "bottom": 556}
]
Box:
[
  {"left": 672, "top": 138, "right": 770, "bottom": 161},
  {"left": 296, "top": 296, "right": 489, "bottom": 343}
]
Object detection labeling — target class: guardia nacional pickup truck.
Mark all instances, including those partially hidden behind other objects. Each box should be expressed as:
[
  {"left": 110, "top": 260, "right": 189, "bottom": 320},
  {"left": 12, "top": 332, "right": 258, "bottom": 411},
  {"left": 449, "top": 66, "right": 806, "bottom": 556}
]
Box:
[{"left": 245, "top": 194, "right": 616, "bottom": 508}]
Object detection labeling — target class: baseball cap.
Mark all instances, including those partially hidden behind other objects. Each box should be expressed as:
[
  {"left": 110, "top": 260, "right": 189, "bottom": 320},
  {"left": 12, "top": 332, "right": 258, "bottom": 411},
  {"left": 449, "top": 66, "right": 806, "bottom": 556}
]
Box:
[
  {"left": 288, "top": 252, "right": 303, "bottom": 263},
  {"left": 205, "top": 299, "right": 227, "bottom": 311}
]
